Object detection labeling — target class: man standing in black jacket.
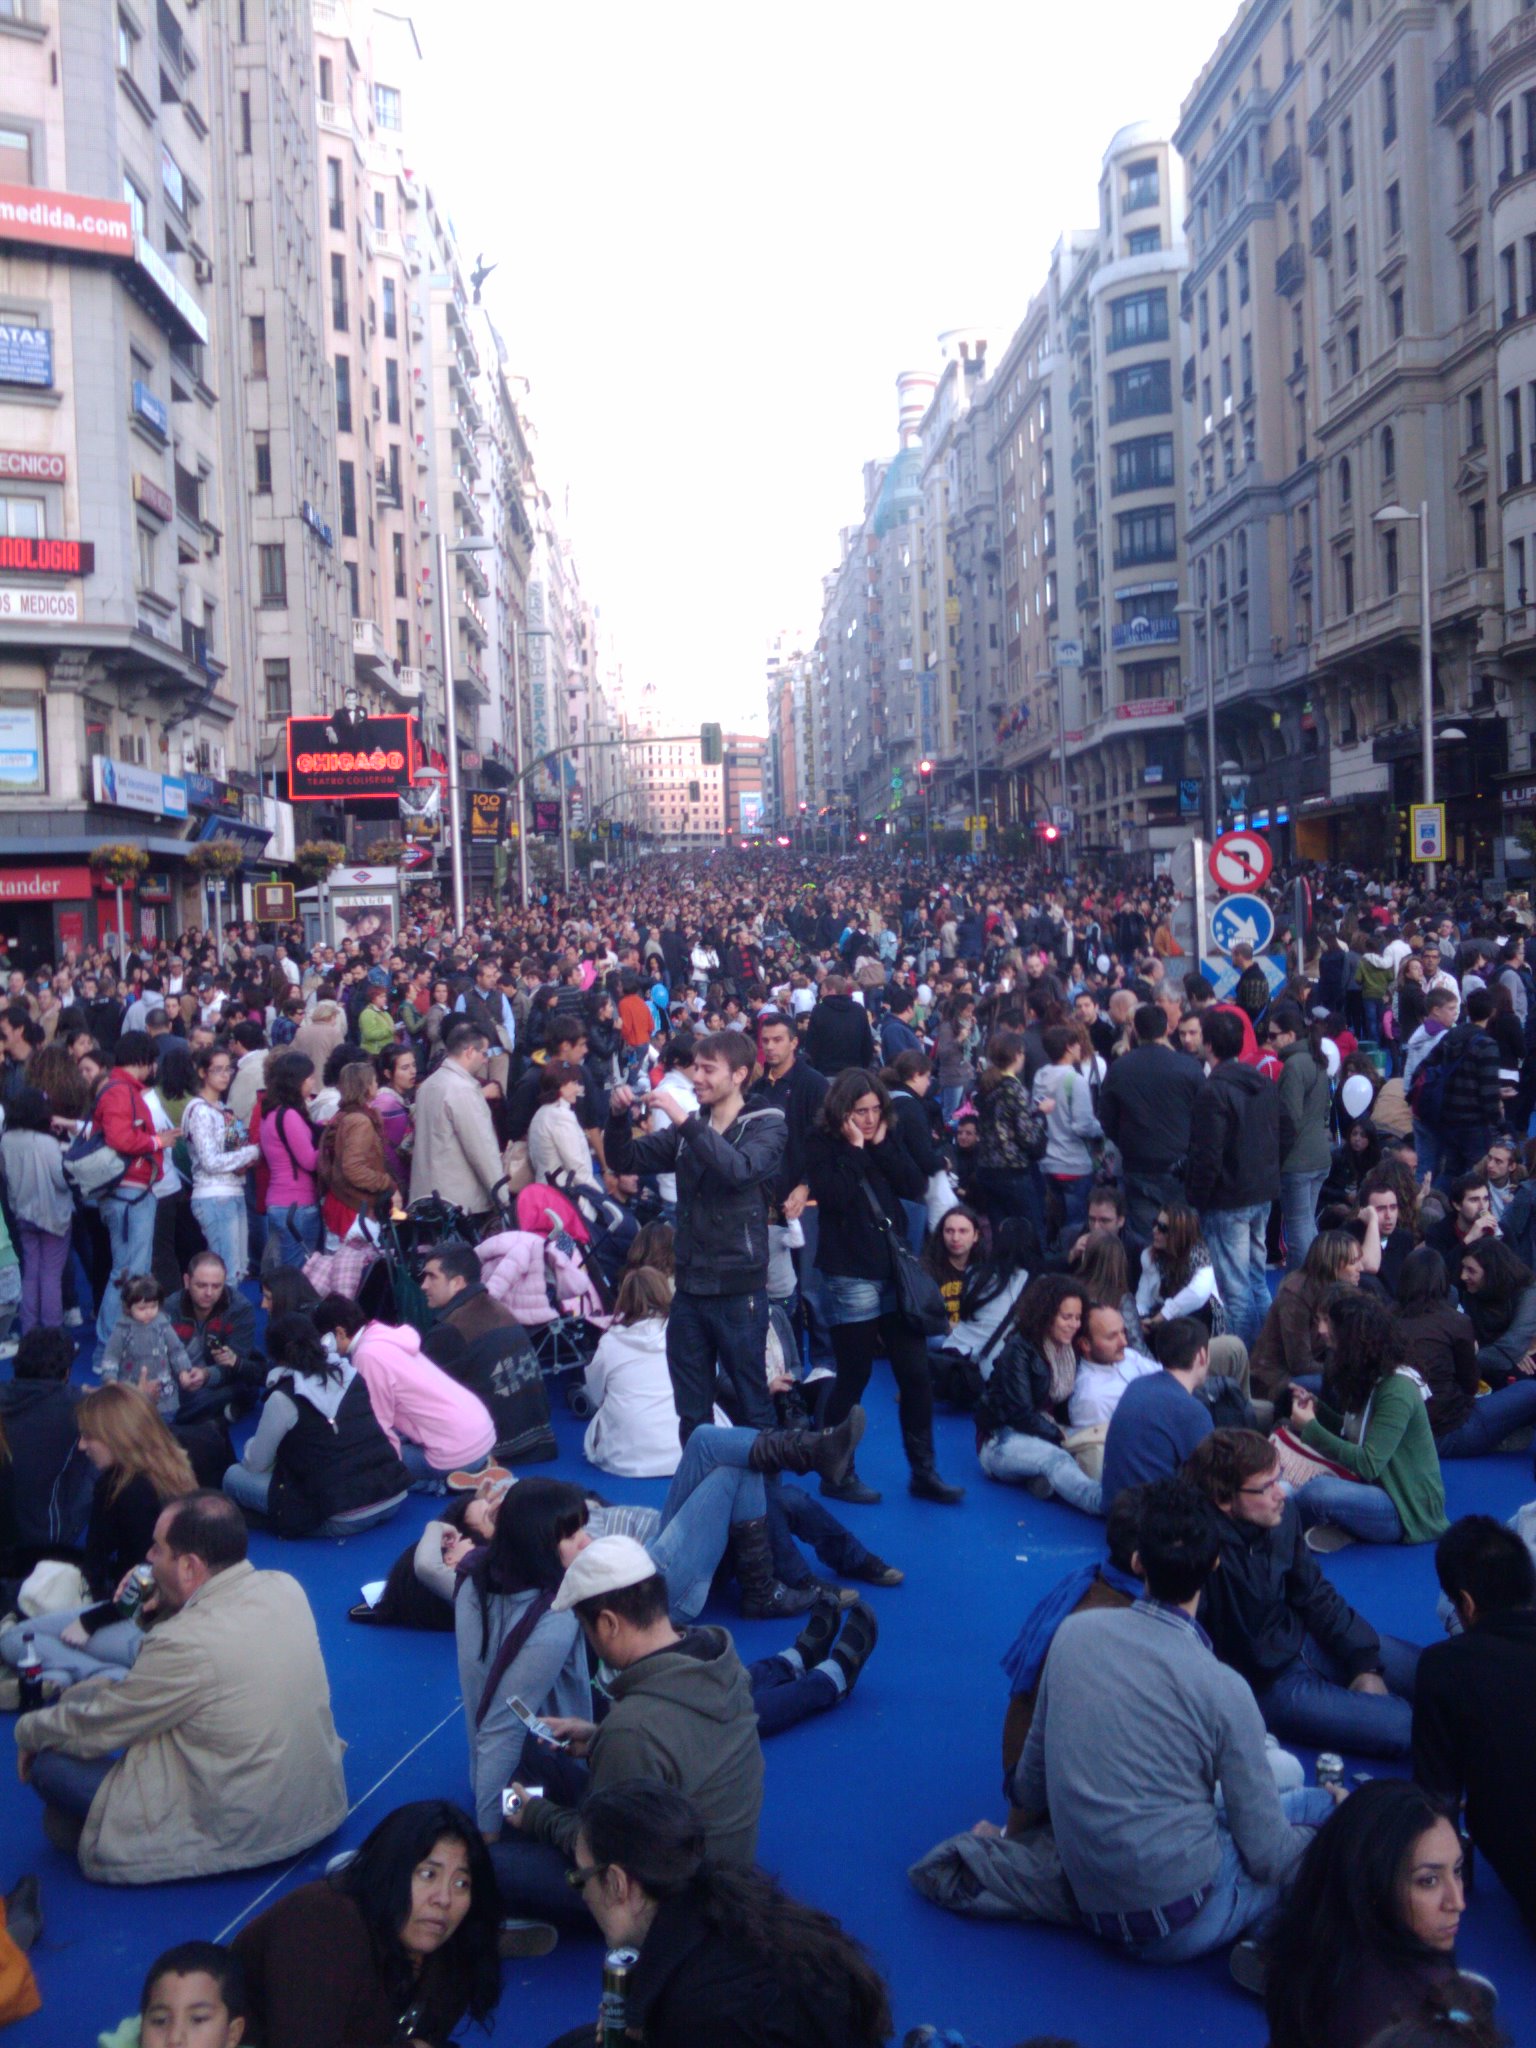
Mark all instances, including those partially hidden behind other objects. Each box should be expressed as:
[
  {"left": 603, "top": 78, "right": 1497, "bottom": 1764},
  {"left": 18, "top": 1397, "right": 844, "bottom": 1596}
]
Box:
[
  {"left": 607, "top": 1030, "right": 786, "bottom": 1441},
  {"left": 1187, "top": 1429, "right": 1419, "bottom": 1758},
  {"left": 1420, "top": 987, "right": 1507, "bottom": 1183},
  {"left": 1185, "top": 1008, "right": 1280, "bottom": 1348},
  {"left": 803, "top": 976, "right": 875, "bottom": 1077},
  {"left": 1098, "top": 1004, "right": 1204, "bottom": 1240},
  {"left": 751, "top": 1013, "right": 834, "bottom": 1377},
  {"left": 1416, "top": 1515, "right": 1536, "bottom": 1930}
]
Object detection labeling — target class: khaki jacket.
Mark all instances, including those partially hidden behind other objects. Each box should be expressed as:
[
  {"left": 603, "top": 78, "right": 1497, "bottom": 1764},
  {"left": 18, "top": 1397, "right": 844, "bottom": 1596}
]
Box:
[
  {"left": 16, "top": 1560, "right": 347, "bottom": 1883},
  {"left": 409, "top": 1058, "right": 503, "bottom": 1213}
]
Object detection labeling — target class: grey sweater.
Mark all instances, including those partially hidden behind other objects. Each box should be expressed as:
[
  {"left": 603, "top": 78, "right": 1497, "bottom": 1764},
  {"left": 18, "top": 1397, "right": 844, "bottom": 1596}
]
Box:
[{"left": 1015, "top": 1600, "right": 1316, "bottom": 1914}]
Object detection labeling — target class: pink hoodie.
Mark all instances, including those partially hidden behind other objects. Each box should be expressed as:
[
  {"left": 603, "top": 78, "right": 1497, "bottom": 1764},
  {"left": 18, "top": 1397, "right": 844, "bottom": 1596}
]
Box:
[{"left": 350, "top": 1320, "right": 495, "bottom": 1470}]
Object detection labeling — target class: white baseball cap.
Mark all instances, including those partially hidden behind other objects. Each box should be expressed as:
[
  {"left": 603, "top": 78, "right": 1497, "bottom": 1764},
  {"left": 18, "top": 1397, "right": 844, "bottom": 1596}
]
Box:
[{"left": 550, "top": 1534, "right": 657, "bottom": 1613}]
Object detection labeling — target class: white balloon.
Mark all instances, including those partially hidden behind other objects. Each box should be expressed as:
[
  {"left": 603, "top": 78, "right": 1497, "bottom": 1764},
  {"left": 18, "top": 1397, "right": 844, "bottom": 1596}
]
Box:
[{"left": 1340, "top": 1073, "right": 1375, "bottom": 1120}]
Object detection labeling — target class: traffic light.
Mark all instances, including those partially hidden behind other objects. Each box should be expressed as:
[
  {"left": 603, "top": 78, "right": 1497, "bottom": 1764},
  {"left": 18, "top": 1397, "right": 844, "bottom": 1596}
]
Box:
[
  {"left": 688, "top": 780, "right": 701, "bottom": 803},
  {"left": 1038, "top": 821, "right": 1060, "bottom": 843},
  {"left": 700, "top": 723, "right": 723, "bottom": 766},
  {"left": 918, "top": 758, "right": 934, "bottom": 784}
]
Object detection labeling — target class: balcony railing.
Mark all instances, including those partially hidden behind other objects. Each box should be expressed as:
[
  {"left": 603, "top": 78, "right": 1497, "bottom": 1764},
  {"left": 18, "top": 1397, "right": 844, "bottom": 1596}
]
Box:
[
  {"left": 1307, "top": 105, "right": 1330, "bottom": 154},
  {"left": 1435, "top": 38, "right": 1476, "bottom": 120},
  {"left": 1310, "top": 204, "right": 1332, "bottom": 254},
  {"left": 1269, "top": 143, "right": 1301, "bottom": 199},
  {"left": 1275, "top": 243, "right": 1305, "bottom": 296}
]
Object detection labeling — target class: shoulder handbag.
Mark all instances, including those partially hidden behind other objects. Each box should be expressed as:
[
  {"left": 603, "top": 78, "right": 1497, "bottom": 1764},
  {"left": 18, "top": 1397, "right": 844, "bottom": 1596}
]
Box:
[{"left": 859, "top": 1176, "right": 949, "bottom": 1337}]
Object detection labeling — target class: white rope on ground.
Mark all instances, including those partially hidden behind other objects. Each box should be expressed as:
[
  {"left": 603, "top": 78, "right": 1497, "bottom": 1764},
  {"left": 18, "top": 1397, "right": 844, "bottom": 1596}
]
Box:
[{"left": 213, "top": 1699, "right": 465, "bottom": 1943}]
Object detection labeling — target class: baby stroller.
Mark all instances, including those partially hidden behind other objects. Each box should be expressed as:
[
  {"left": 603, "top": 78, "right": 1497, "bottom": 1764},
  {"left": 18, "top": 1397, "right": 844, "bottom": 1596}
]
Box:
[
  {"left": 475, "top": 1222, "right": 608, "bottom": 1384},
  {"left": 514, "top": 1182, "right": 638, "bottom": 1308}
]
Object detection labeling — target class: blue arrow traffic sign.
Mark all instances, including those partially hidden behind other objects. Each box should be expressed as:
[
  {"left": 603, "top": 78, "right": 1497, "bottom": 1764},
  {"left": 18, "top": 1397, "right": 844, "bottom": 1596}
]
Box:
[{"left": 1209, "top": 891, "right": 1276, "bottom": 955}]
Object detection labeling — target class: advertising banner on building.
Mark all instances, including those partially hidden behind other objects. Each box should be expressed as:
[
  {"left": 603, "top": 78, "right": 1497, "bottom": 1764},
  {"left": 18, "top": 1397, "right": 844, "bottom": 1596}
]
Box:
[
  {"left": 0, "top": 185, "right": 134, "bottom": 257},
  {"left": 0, "top": 323, "right": 52, "bottom": 389},
  {"left": 398, "top": 779, "right": 440, "bottom": 840},
  {"left": 91, "top": 756, "right": 187, "bottom": 819},
  {"left": 469, "top": 789, "right": 509, "bottom": 841},
  {"left": 0, "top": 701, "right": 43, "bottom": 791},
  {"left": 286, "top": 714, "right": 417, "bottom": 802},
  {"left": 738, "top": 792, "right": 763, "bottom": 835},
  {"left": 532, "top": 799, "right": 562, "bottom": 836}
]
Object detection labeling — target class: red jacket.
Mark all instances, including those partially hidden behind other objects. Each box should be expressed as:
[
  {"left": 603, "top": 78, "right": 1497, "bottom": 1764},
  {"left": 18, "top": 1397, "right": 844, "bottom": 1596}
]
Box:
[{"left": 93, "top": 1069, "right": 163, "bottom": 1190}]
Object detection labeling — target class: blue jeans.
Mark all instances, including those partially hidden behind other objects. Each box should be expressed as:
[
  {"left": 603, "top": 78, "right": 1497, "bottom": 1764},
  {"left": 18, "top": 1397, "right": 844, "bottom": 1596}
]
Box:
[
  {"left": 191, "top": 1195, "right": 248, "bottom": 1285},
  {"left": 1, "top": 1609, "right": 143, "bottom": 1688},
  {"left": 648, "top": 1425, "right": 766, "bottom": 1620},
  {"left": 1295, "top": 1476, "right": 1405, "bottom": 1544},
  {"left": 96, "top": 1188, "right": 158, "bottom": 1342},
  {"left": 1201, "top": 1204, "right": 1269, "bottom": 1348},
  {"left": 266, "top": 1201, "right": 320, "bottom": 1272},
  {"left": 1437, "top": 1378, "right": 1536, "bottom": 1456},
  {"left": 222, "top": 1460, "right": 405, "bottom": 1538},
  {"left": 1413, "top": 1118, "right": 1442, "bottom": 1182},
  {"left": 771, "top": 1480, "right": 881, "bottom": 1584},
  {"left": 1254, "top": 1629, "right": 1420, "bottom": 1758},
  {"left": 976, "top": 1165, "right": 1047, "bottom": 1250},
  {"left": 1047, "top": 1173, "right": 1093, "bottom": 1253},
  {"left": 940, "top": 1084, "right": 965, "bottom": 1120},
  {"left": 977, "top": 1428, "right": 1102, "bottom": 1515},
  {"left": 29, "top": 1748, "right": 115, "bottom": 1822},
  {"left": 665, "top": 1288, "right": 775, "bottom": 1442},
  {"left": 1280, "top": 1169, "right": 1327, "bottom": 1274},
  {"left": 1129, "top": 1788, "right": 1337, "bottom": 1962}
]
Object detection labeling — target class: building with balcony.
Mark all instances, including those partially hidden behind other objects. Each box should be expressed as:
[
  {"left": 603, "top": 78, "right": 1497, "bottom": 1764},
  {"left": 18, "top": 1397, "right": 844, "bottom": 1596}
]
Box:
[
  {"left": 1173, "top": 0, "right": 1536, "bottom": 873},
  {"left": 208, "top": 0, "right": 348, "bottom": 785},
  {"left": 0, "top": 0, "right": 236, "bottom": 946}
]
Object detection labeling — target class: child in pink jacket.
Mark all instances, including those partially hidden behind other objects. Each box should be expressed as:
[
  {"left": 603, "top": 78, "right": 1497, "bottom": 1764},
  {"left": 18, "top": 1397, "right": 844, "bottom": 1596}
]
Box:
[{"left": 313, "top": 1297, "right": 495, "bottom": 1486}]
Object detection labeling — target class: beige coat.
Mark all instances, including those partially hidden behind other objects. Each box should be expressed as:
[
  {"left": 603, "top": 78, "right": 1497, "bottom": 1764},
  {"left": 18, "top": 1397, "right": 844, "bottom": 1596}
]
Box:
[
  {"left": 293, "top": 1002, "right": 347, "bottom": 1076},
  {"left": 16, "top": 1560, "right": 347, "bottom": 1884},
  {"left": 409, "top": 1055, "right": 504, "bottom": 1213}
]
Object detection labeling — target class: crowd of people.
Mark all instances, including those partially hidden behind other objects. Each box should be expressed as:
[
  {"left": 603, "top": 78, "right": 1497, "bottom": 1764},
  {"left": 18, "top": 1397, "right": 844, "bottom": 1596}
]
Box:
[{"left": 0, "top": 846, "right": 1531, "bottom": 2044}]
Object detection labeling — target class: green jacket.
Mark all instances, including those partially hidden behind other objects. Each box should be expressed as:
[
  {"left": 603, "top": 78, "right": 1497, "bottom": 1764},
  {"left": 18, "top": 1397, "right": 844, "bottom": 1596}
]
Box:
[
  {"left": 1276, "top": 1040, "right": 1332, "bottom": 1175},
  {"left": 1300, "top": 1370, "right": 1449, "bottom": 1544},
  {"left": 522, "top": 1625, "right": 763, "bottom": 1863},
  {"left": 358, "top": 1003, "right": 397, "bottom": 1057}
]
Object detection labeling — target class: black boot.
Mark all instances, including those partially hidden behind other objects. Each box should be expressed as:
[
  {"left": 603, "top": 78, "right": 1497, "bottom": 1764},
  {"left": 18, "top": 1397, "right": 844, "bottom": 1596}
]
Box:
[
  {"left": 903, "top": 1428, "right": 964, "bottom": 1504},
  {"left": 730, "top": 1518, "right": 819, "bottom": 1619},
  {"left": 820, "top": 1465, "right": 882, "bottom": 1505},
  {"left": 748, "top": 1405, "right": 865, "bottom": 1485}
]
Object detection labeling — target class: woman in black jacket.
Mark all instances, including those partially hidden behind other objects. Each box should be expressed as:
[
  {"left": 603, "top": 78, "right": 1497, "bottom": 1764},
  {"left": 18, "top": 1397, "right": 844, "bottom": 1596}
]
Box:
[
  {"left": 880, "top": 1050, "right": 949, "bottom": 1180},
  {"left": 805, "top": 1068, "right": 962, "bottom": 1504},
  {"left": 973, "top": 1275, "right": 1101, "bottom": 1513},
  {"left": 567, "top": 1780, "right": 891, "bottom": 2048}
]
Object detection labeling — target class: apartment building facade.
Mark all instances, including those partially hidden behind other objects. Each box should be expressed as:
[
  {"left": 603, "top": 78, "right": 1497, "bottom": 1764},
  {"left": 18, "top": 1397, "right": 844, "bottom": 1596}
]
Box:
[
  {"left": 0, "top": 0, "right": 235, "bottom": 953},
  {"left": 1177, "top": 0, "right": 1536, "bottom": 872}
]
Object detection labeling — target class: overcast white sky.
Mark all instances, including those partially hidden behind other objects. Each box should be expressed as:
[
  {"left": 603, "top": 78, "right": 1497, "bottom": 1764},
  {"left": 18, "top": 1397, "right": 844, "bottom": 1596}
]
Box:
[{"left": 414, "top": 0, "right": 1240, "bottom": 730}]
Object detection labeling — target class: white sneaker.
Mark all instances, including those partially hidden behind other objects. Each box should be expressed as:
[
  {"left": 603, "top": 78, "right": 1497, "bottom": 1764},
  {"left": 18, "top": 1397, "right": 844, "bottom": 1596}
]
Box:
[{"left": 63, "top": 1308, "right": 83, "bottom": 1329}]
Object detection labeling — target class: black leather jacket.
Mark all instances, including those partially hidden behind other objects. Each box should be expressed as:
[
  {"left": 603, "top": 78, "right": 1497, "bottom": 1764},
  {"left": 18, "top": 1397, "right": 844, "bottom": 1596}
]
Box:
[
  {"left": 606, "top": 1104, "right": 786, "bottom": 1296},
  {"left": 975, "top": 1334, "right": 1063, "bottom": 1445}
]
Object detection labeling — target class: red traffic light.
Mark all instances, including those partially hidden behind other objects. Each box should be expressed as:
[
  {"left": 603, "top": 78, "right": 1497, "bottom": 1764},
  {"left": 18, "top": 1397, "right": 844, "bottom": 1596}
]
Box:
[
  {"left": 918, "top": 758, "right": 934, "bottom": 778},
  {"left": 1039, "top": 823, "right": 1060, "bottom": 841},
  {"left": 857, "top": 831, "right": 868, "bottom": 843}
]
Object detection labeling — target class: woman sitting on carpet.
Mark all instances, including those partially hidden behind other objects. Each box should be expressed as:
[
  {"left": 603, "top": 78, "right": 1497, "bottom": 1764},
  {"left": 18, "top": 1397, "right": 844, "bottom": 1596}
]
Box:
[
  {"left": 0, "top": 1383, "right": 194, "bottom": 1692},
  {"left": 1262, "top": 1781, "right": 1472, "bottom": 2048},
  {"left": 233, "top": 1799, "right": 502, "bottom": 2046},
  {"left": 457, "top": 1478, "right": 594, "bottom": 1840},
  {"left": 221, "top": 1313, "right": 409, "bottom": 1538},
  {"left": 582, "top": 1266, "right": 685, "bottom": 1478},
  {"left": 972, "top": 1276, "right": 1102, "bottom": 1515},
  {"left": 561, "top": 1780, "right": 892, "bottom": 2048},
  {"left": 1289, "top": 1286, "right": 1448, "bottom": 1551},
  {"left": 926, "top": 1214, "right": 1035, "bottom": 1408}
]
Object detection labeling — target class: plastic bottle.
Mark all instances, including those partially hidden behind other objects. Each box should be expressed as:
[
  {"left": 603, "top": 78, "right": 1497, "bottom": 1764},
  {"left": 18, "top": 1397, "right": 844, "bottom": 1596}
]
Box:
[{"left": 17, "top": 1631, "right": 43, "bottom": 1712}]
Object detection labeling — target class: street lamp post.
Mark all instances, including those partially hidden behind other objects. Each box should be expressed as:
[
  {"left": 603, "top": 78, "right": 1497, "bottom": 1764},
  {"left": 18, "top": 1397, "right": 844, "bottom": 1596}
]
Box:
[
  {"left": 1176, "top": 585, "right": 1219, "bottom": 844},
  {"left": 1375, "top": 499, "right": 1435, "bottom": 888},
  {"left": 918, "top": 758, "right": 934, "bottom": 863},
  {"left": 435, "top": 531, "right": 494, "bottom": 934}
]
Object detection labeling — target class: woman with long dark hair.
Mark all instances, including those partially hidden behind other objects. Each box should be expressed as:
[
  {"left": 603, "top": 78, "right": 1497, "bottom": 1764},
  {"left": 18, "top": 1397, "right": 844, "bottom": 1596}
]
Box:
[
  {"left": 805, "top": 1067, "right": 962, "bottom": 1504},
  {"left": 374, "top": 1040, "right": 417, "bottom": 1188},
  {"left": 221, "top": 1311, "right": 408, "bottom": 1538},
  {"left": 259, "top": 1049, "right": 322, "bottom": 1270},
  {"left": 570, "top": 1780, "right": 892, "bottom": 2047},
  {"left": 973, "top": 1274, "right": 1100, "bottom": 1513},
  {"left": 234, "top": 1798, "right": 505, "bottom": 2042},
  {"left": 456, "top": 1477, "right": 592, "bottom": 1840},
  {"left": 1290, "top": 1286, "right": 1448, "bottom": 1549},
  {"left": 1136, "top": 1198, "right": 1224, "bottom": 1336},
  {"left": 973, "top": 1028, "right": 1048, "bottom": 1246},
  {"left": 1263, "top": 1781, "right": 1467, "bottom": 2048},
  {"left": 1458, "top": 1237, "right": 1536, "bottom": 1385}
]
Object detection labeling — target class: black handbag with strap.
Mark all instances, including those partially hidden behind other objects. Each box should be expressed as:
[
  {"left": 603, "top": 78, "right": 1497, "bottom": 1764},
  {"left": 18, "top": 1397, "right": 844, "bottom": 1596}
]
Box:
[{"left": 859, "top": 1177, "right": 949, "bottom": 1337}]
